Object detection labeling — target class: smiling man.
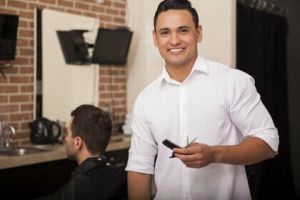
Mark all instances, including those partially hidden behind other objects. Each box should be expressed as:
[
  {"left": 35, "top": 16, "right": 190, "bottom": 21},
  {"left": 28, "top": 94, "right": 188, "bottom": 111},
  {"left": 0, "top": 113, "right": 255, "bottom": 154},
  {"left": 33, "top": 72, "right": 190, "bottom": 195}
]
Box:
[{"left": 126, "top": 0, "right": 279, "bottom": 200}]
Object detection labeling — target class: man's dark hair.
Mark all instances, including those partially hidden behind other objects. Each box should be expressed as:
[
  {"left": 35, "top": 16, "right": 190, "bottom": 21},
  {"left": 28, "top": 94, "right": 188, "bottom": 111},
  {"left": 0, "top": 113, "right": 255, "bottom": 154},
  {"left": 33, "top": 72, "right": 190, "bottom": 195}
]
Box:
[
  {"left": 70, "top": 104, "right": 112, "bottom": 155},
  {"left": 154, "top": 0, "right": 199, "bottom": 31}
]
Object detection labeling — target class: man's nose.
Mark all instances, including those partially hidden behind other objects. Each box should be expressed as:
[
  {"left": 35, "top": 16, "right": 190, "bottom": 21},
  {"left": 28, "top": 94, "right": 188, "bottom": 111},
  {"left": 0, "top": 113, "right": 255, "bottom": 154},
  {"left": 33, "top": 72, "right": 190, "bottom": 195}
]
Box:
[{"left": 169, "top": 32, "right": 180, "bottom": 45}]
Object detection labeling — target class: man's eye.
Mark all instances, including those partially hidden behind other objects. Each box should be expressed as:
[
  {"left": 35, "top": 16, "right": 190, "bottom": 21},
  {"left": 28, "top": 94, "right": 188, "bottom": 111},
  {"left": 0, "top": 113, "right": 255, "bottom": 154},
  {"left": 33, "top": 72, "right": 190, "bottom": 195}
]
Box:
[
  {"left": 179, "top": 29, "right": 189, "bottom": 34},
  {"left": 159, "top": 31, "right": 169, "bottom": 36}
]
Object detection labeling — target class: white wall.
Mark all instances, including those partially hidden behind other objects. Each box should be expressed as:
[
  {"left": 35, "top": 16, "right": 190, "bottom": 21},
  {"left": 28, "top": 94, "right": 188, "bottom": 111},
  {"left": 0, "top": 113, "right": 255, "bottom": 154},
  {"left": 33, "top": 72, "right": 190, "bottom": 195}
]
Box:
[{"left": 126, "top": 0, "right": 236, "bottom": 112}]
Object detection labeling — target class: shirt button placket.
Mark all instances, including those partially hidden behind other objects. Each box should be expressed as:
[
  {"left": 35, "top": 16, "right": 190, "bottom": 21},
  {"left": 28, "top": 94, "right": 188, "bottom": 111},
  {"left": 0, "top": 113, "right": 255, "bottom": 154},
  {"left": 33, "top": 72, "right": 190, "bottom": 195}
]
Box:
[{"left": 181, "top": 84, "right": 191, "bottom": 199}]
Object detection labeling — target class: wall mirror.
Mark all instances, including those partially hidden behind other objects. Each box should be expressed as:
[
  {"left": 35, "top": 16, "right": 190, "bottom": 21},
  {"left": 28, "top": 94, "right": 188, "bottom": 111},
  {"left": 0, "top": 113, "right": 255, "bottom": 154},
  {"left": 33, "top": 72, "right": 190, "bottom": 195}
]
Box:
[{"left": 35, "top": 8, "right": 99, "bottom": 124}]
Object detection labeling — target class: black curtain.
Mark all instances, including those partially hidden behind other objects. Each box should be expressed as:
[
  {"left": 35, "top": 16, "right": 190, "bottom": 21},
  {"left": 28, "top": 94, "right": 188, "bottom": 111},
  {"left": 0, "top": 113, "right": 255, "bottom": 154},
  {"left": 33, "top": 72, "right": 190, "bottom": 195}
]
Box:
[{"left": 237, "top": 3, "right": 295, "bottom": 200}]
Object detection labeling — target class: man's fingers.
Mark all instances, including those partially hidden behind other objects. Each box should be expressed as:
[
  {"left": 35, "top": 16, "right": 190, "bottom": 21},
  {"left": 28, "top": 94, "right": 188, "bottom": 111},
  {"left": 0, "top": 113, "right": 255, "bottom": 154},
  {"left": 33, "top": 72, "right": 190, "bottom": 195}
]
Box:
[
  {"left": 174, "top": 152, "right": 201, "bottom": 162},
  {"left": 173, "top": 143, "right": 200, "bottom": 154}
]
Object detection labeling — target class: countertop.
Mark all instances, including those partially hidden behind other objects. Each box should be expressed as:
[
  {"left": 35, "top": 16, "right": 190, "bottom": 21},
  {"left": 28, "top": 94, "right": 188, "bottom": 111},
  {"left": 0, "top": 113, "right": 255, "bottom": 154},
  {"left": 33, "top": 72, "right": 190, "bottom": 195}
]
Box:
[{"left": 0, "top": 135, "right": 131, "bottom": 170}]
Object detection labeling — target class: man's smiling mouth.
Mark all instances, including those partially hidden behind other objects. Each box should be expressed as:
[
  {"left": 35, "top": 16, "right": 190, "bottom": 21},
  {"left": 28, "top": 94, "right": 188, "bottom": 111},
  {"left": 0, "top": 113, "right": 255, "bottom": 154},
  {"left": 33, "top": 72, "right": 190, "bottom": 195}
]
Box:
[{"left": 169, "top": 47, "right": 185, "bottom": 54}]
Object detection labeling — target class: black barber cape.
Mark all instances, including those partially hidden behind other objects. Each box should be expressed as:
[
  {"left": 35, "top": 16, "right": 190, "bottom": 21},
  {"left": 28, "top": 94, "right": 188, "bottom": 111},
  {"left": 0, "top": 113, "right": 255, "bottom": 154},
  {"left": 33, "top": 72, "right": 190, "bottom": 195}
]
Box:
[{"left": 39, "top": 157, "right": 127, "bottom": 200}]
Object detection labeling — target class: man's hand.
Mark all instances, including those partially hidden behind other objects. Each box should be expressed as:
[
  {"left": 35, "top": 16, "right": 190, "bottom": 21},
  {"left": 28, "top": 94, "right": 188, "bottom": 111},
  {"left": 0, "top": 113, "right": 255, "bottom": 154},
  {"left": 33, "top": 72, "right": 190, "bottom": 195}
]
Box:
[
  {"left": 173, "top": 143, "right": 215, "bottom": 168},
  {"left": 174, "top": 137, "right": 277, "bottom": 167}
]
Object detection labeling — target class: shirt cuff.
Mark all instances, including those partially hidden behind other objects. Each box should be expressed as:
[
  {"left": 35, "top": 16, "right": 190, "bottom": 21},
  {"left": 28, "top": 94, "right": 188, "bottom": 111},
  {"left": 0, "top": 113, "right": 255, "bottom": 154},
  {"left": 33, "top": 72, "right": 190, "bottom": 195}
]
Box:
[
  {"left": 125, "top": 152, "right": 155, "bottom": 175},
  {"left": 249, "top": 127, "right": 279, "bottom": 152}
]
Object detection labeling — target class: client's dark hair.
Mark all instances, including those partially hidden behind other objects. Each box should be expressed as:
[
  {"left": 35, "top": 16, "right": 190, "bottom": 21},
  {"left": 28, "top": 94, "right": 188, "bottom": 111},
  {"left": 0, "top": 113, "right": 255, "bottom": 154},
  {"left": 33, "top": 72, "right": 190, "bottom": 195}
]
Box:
[{"left": 70, "top": 104, "right": 112, "bottom": 155}]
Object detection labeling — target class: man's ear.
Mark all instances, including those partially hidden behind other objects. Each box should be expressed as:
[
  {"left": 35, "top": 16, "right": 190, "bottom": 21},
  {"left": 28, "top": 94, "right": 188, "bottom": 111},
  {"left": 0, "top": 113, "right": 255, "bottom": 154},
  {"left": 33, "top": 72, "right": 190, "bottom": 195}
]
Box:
[
  {"left": 197, "top": 25, "right": 203, "bottom": 43},
  {"left": 153, "top": 30, "right": 158, "bottom": 47},
  {"left": 73, "top": 136, "right": 83, "bottom": 151}
]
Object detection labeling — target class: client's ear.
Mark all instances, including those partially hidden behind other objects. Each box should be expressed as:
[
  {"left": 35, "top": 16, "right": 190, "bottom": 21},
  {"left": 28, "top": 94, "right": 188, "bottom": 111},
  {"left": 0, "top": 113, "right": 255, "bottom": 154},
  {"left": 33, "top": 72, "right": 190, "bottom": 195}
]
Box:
[{"left": 73, "top": 136, "right": 83, "bottom": 151}]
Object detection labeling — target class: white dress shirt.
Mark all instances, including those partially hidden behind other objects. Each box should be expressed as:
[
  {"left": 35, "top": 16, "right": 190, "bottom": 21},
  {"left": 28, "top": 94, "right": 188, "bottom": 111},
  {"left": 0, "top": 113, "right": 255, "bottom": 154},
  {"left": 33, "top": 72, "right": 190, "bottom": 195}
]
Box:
[{"left": 126, "top": 56, "right": 279, "bottom": 200}]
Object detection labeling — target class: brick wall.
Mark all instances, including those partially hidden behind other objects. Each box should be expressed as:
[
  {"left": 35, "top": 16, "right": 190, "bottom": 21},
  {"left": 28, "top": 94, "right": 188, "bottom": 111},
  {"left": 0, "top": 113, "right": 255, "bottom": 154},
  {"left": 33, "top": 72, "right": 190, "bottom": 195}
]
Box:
[{"left": 0, "top": 0, "right": 127, "bottom": 145}]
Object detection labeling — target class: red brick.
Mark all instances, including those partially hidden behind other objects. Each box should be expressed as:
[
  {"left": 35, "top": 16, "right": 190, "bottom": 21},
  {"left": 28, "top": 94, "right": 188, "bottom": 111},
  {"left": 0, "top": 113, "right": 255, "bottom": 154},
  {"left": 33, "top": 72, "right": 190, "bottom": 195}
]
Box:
[
  {"left": 106, "top": 23, "right": 115, "bottom": 29},
  {"left": 91, "top": 5, "right": 105, "bottom": 12},
  {"left": 39, "top": 0, "right": 56, "bottom": 4},
  {"left": 99, "top": 85, "right": 105, "bottom": 90},
  {"left": 107, "top": 8, "right": 118, "bottom": 15},
  {"left": 20, "top": 67, "right": 34, "bottom": 74},
  {"left": 18, "top": 20, "right": 28, "bottom": 28},
  {"left": 113, "top": 2, "right": 125, "bottom": 9},
  {"left": 102, "top": 1, "right": 111, "bottom": 6},
  {"left": 100, "top": 92, "right": 112, "bottom": 98},
  {"left": 19, "top": 29, "right": 34, "bottom": 38},
  {"left": 119, "top": 68, "right": 126, "bottom": 75},
  {"left": 75, "top": 2, "right": 90, "bottom": 10},
  {"left": 0, "top": 1, "right": 6, "bottom": 6},
  {"left": 0, "top": 104, "right": 19, "bottom": 112},
  {"left": 0, "top": 96, "right": 8, "bottom": 103},
  {"left": 20, "top": 48, "right": 34, "bottom": 56},
  {"left": 99, "top": 68, "right": 109, "bottom": 75},
  {"left": 12, "top": 57, "right": 30, "bottom": 65},
  {"left": 10, "top": 95, "right": 29, "bottom": 102},
  {"left": 99, "top": 14, "right": 112, "bottom": 22},
  {"left": 21, "top": 103, "right": 33, "bottom": 111},
  {"left": 9, "top": 76, "right": 30, "bottom": 83},
  {"left": 30, "top": 58, "right": 33, "bottom": 64},
  {"left": 2, "top": 66, "right": 18, "bottom": 74},
  {"left": 107, "top": 85, "right": 119, "bottom": 90},
  {"left": 113, "top": 17, "right": 125, "bottom": 24},
  {"left": 0, "top": 8, "right": 18, "bottom": 15},
  {"left": 111, "top": 69, "right": 120, "bottom": 75},
  {"left": 14, "top": 130, "right": 30, "bottom": 139},
  {"left": 83, "top": 12, "right": 97, "bottom": 18},
  {"left": 119, "top": 10, "right": 125, "bottom": 16},
  {"left": 10, "top": 113, "right": 31, "bottom": 121},
  {"left": 18, "top": 39, "right": 29, "bottom": 47},
  {"left": 113, "top": 92, "right": 125, "bottom": 98},
  {"left": 20, "top": 85, "right": 33, "bottom": 92},
  {"left": 0, "top": 85, "right": 18, "bottom": 93},
  {"left": 29, "top": 39, "right": 34, "bottom": 47},
  {"left": 120, "top": 84, "right": 126, "bottom": 90},
  {"left": 100, "top": 77, "right": 111, "bottom": 83},
  {"left": 57, "top": 0, "right": 73, "bottom": 8},
  {"left": 114, "top": 77, "right": 125, "bottom": 83},
  {"left": 48, "top": 6, "right": 65, "bottom": 12},
  {"left": 113, "top": 107, "right": 126, "bottom": 113},
  {"left": 20, "top": 122, "right": 30, "bottom": 130},
  {"left": 66, "top": 9, "right": 82, "bottom": 15},
  {"left": 29, "top": 2, "right": 46, "bottom": 10},
  {"left": 0, "top": 114, "right": 9, "bottom": 121},
  {"left": 19, "top": 11, "right": 34, "bottom": 19},
  {"left": 83, "top": 0, "right": 97, "bottom": 3},
  {"left": 8, "top": 0, "right": 28, "bottom": 9},
  {"left": 19, "top": 139, "right": 31, "bottom": 146},
  {"left": 0, "top": 77, "right": 8, "bottom": 83}
]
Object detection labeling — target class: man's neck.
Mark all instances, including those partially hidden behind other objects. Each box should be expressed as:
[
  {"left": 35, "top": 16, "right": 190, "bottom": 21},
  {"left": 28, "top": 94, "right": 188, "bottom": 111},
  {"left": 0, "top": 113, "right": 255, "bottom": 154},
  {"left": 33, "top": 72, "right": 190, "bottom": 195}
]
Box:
[
  {"left": 165, "top": 56, "right": 197, "bottom": 82},
  {"left": 77, "top": 152, "right": 101, "bottom": 165}
]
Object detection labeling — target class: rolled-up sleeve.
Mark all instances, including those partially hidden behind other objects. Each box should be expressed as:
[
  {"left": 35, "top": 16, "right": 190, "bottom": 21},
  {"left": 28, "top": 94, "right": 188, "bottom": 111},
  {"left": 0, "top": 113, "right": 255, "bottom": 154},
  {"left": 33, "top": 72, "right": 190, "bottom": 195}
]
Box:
[
  {"left": 125, "top": 94, "right": 157, "bottom": 174},
  {"left": 228, "top": 70, "right": 279, "bottom": 152}
]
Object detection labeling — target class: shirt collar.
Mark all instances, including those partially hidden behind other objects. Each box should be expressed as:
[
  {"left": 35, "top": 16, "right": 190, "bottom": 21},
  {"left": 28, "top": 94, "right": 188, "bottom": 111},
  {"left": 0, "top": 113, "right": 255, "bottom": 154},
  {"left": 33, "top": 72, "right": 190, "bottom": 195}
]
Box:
[
  {"left": 160, "top": 55, "right": 209, "bottom": 84},
  {"left": 71, "top": 156, "right": 108, "bottom": 177}
]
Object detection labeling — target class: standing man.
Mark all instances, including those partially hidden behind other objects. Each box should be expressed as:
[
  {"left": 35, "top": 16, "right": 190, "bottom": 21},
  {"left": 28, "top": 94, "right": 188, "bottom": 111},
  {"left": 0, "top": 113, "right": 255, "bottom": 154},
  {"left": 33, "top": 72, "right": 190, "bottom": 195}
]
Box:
[
  {"left": 126, "top": 0, "right": 279, "bottom": 199},
  {"left": 40, "top": 104, "right": 127, "bottom": 200}
]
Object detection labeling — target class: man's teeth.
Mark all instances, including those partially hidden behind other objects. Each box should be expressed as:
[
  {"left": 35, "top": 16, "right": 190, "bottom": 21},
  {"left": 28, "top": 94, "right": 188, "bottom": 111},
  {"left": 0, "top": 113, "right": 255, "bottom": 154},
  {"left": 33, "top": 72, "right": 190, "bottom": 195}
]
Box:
[{"left": 169, "top": 48, "right": 183, "bottom": 52}]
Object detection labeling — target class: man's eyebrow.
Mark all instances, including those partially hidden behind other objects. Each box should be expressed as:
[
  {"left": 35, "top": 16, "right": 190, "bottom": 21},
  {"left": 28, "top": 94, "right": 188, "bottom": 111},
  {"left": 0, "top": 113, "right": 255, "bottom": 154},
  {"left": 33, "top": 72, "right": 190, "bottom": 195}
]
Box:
[
  {"left": 177, "top": 25, "right": 191, "bottom": 30},
  {"left": 158, "top": 25, "right": 191, "bottom": 32},
  {"left": 158, "top": 27, "right": 170, "bottom": 32}
]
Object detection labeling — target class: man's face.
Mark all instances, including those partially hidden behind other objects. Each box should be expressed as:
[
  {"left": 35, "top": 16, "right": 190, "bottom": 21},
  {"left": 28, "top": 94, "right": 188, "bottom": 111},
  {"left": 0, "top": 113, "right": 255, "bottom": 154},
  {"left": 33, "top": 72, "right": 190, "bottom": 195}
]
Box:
[
  {"left": 153, "top": 9, "right": 202, "bottom": 69},
  {"left": 64, "top": 118, "right": 77, "bottom": 160}
]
